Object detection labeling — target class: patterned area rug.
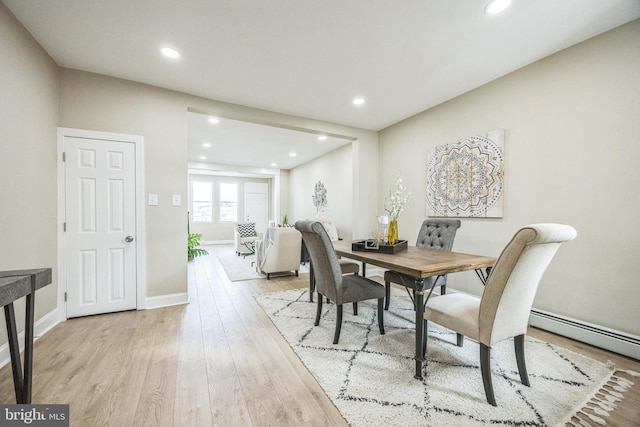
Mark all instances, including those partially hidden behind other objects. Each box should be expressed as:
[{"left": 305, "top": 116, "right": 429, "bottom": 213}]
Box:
[
  {"left": 217, "top": 252, "right": 310, "bottom": 282},
  {"left": 255, "top": 288, "right": 637, "bottom": 426}
]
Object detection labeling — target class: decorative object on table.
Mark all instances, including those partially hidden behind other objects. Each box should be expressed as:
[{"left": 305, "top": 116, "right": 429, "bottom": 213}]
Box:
[
  {"left": 384, "top": 173, "right": 411, "bottom": 245},
  {"left": 312, "top": 181, "right": 328, "bottom": 213},
  {"left": 376, "top": 215, "right": 389, "bottom": 242},
  {"left": 427, "top": 129, "right": 504, "bottom": 218},
  {"left": 255, "top": 287, "right": 639, "bottom": 427},
  {"left": 187, "top": 233, "right": 208, "bottom": 260},
  {"left": 352, "top": 239, "right": 408, "bottom": 254},
  {"left": 281, "top": 214, "right": 289, "bottom": 226}
]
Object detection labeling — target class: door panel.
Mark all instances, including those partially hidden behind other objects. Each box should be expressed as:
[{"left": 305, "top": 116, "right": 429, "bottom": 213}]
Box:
[{"left": 65, "top": 136, "right": 137, "bottom": 317}]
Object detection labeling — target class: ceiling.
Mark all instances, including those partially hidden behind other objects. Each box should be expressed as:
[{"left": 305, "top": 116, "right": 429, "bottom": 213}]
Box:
[{"left": 5, "top": 0, "right": 640, "bottom": 169}]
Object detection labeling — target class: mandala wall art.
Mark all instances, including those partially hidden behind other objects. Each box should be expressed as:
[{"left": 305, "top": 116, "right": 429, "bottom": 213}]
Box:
[{"left": 426, "top": 129, "right": 504, "bottom": 218}]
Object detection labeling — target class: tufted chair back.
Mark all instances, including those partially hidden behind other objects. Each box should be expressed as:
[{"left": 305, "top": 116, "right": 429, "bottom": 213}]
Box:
[
  {"left": 383, "top": 218, "right": 461, "bottom": 310},
  {"left": 415, "top": 219, "right": 461, "bottom": 250}
]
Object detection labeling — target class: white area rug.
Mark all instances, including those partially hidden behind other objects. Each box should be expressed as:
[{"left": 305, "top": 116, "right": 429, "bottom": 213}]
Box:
[
  {"left": 217, "top": 252, "right": 309, "bottom": 282},
  {"left": 255, "top": 288, "right": 637, "bottom": 426}
]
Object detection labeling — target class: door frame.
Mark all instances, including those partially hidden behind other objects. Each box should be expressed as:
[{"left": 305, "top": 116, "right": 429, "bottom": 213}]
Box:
[{"left": 57, "top": 127, "right": 147, "bottom": 320}]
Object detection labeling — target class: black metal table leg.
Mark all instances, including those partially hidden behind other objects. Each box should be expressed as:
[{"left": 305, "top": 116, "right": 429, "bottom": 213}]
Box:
[
  {"left": 4, "top": 302, "right": 24, "bottom": 402},
  {"left": 414, "top": 277, "right": 425, "bottom": 379}
]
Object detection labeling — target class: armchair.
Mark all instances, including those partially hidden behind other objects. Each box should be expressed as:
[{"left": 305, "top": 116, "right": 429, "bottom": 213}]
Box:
[
  {"left": 234, "top": 222, "right": 262, "bottom": 256},
  {"left": 255, "top": 227, "right": 303, "bottom": 279}
]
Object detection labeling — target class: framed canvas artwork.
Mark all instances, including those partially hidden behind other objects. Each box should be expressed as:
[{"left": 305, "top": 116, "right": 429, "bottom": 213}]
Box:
[{"left": 426, "top": 129, "right": 504, "bottom": 218}]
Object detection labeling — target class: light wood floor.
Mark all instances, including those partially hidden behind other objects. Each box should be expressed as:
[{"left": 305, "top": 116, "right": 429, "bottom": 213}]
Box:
[{"left": 1, "top": 244, "right": 638, "bottom": 426}]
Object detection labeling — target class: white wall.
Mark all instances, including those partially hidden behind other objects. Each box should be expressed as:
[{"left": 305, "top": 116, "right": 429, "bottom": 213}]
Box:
[
  {"left": 378, "top": 20, "right": 640, "bottom": 336},
  {"left": 289, "top": 145, "right": 353, "bottom": 239}
]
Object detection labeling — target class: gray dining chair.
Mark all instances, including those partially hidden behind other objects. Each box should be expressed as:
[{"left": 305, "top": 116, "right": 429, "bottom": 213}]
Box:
[
  {"left": 423, "top": 223, "right": 577, "bottom": 405},
  {"left": 295, "top": 220, "right": 386, "bottom": 344},
  {"left": 384, "top": 219, "right": 461, "bottom": 310}
]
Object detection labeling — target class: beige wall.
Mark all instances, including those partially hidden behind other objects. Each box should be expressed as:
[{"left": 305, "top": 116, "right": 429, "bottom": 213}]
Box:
[
  {"left": 58, "top": 69, "right": 380, "bottom": 299},
  {"left": 378, "top": 20, "right": 640, "bottom": 336},
  {"left": 0, "top": 4, "right": 59, "bottom": 341},
  {"left": 289, "top": 144, "right": 353, "bottom": 240}
]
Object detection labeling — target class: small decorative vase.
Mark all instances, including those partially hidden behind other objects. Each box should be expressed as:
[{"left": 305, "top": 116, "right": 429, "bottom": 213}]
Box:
[{"left": 387, "top": 220, "right": 398, "bottom": 245}]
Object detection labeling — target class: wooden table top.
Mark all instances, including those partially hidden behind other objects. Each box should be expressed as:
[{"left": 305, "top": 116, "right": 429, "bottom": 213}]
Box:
[{"left": 333, "top": 241, "right": 496, "bottom": 279}]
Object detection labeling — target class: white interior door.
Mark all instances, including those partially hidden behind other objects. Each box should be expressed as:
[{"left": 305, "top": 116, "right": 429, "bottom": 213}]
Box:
[
  {"left": 64, "top": 136, "right": 137, "bottom": 317},
  {"left": 244, "top": 182, "right": 268, "bottom": 234}
]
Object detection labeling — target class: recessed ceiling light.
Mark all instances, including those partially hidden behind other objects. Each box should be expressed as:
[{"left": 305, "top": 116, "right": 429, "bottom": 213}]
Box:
[
  {"left": 208, "top": 117, "right": 219, "bottom": 124},
  {"left": 318, "top": 135, "right": 327, "bottom": 141},
  {"left": 289, "top": 152, "right": 297, "bottom": 157},
  {"left": 199, "top": 156, "right": 207, "bottom": 160},
  {"left": 161, "top": 47, "right": 180, "bottom": 59},
  {"left": 202, "top": 142, "right": 211, "bottom": 148},
  {"left": 485, "top": 0, "right": 511, "bottom": 14},
  {"left": 271, "top": 162, "right": 277, "bottom": 167},
  {"left": 353, "top": 97, "right": 366, "bottom": 106}
]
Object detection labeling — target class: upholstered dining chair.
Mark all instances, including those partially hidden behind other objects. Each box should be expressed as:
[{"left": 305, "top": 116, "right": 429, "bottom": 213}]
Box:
[
  {"left": 384, "top": 219, "right": 461, "bottom": 310},
  {"left": 423, "top": 223, "right": 577, "bottom": 406},
  {"left": 295, "top": 220, "right": 386, "bottom": 344}
]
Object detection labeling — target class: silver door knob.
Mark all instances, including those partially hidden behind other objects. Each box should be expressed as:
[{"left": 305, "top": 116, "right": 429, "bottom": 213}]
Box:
[{"left": 125, "top": 236, "right": 134, "bottom": 242}]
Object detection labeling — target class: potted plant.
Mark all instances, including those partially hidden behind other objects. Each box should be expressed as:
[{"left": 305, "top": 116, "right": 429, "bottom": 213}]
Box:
[{"left": 188, "top": 233, "right": 209, "bottom": 260}]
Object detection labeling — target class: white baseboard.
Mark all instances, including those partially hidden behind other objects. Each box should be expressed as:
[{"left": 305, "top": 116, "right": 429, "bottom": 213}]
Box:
[
  {"left": 202, "top": 240, "right": 233, "bottom": 245},
  {"left": 145, "top": 292, "right": 189, "bottom": 310},
  {"left": 529, "top": 309, "right": 640, "bottom": 360},
  {"left": 0, "top": 308, "right": 62, "bottom": 369}
]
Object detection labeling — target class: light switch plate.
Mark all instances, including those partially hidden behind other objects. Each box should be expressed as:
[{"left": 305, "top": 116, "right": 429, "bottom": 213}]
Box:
[
  {"left": 172, "top": 194, "right": 181, "bottom": 206},
  {"left": 148, "top": 193, "right": 158, "bottom": 206}
]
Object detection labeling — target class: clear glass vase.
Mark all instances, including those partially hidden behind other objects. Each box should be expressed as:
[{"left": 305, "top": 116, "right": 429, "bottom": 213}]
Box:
[{"left": 387, "top": 220, "right": 398, "bottom": 245}]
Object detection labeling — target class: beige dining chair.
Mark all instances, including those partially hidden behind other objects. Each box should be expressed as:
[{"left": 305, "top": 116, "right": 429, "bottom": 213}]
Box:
[
  {"left": 423, "top": 223, "right": 577, "bottom": 406},
  {"left": 295, "top": 220, "right": 386, "bottom": 344}
]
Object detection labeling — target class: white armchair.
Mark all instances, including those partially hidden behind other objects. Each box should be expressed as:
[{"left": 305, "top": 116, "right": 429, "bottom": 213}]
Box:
[
  {"left": 255, "top": 227, "right": 302, "bottom": 279},
  {"left": 234, "top": 222, "right": 262, "bottom": 256}
]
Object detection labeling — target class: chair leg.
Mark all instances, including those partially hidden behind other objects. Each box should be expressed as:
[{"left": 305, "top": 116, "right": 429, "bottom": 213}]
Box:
[
  {"left": 441, "top": 284, "right": 447, "bottom": 295},
  {"left": 384, "top": 281, "right": 391, "bottom": 310},
  {"left": 514, "top": 334, "right": 530, "bottom": 386},
  {"left": 295, "top": 270, "right": 299, "bottom": 277},
  {"left": 456, "top": 333, "right": 464, "bottom": 347},
  {"left": 422, "top": 319, "right": 428, "bottom": 357},
  {"left": 267, "top": 273, "right": 270, "bottom": 280},
  {"left": 480, "top": 343, "right": 497, "bottom": 406},
  {"left": 333, "top": 304, "right": 343, "bottom": 344},
  {"left": 353, "top": 302, "right": 358, "bottom": 315},
  {"left": 314, "top": 295, "right": 323, "bottom": 326},
  {"left": 377, "top": 298, "right": 385, "bottom": 335}
]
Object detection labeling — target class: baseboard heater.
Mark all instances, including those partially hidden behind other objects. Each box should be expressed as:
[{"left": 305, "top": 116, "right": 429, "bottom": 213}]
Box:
[{"left": 529, "top": 309, "right": 640, "bottom": 360}]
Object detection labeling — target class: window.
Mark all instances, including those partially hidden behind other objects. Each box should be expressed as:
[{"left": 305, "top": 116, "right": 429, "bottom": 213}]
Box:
[
  {"left": 219, "top": 183, "right": 238, "bottom": 222},
  {"left": 192, "top": 182, "right": 213, "bottom": 222}
]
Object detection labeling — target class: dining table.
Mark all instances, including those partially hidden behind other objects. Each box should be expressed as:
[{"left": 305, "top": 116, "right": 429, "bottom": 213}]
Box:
[{"left": 332, "top": 241, "right": 496, "bottom": 379}]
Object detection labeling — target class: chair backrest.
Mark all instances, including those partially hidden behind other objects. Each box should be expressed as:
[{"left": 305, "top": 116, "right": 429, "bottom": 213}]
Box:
[
  {"left": 416, "top": 219, "right": 461, "bottom": 250},
  {"left": 479, "top": 223, "right": 577, "bottom": 346},
  {"left": 294, "top": 220, "right": 343, "bottom": 301},
  {"left": 236, "top": 222, "right": 257, "bottom": 237},
  {"left": 258, "top": 227, "right": 302, "bottom": 270}
]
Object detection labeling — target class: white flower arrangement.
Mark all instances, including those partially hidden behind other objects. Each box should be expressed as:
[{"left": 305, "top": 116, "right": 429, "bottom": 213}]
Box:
[{"left": 384, "top": 174, "right": 411, "bottom": 221}]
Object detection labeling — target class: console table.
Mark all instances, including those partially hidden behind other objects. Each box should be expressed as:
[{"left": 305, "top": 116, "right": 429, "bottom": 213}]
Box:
[{"left": 0, "top": 268, "right": 52, "bottom": 403}]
